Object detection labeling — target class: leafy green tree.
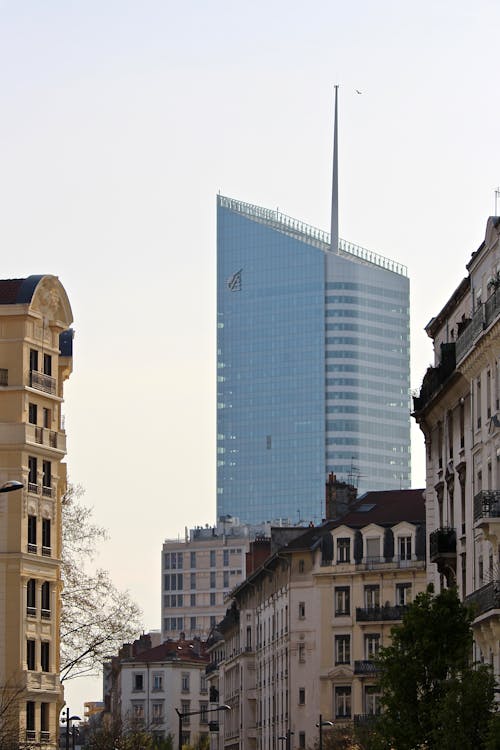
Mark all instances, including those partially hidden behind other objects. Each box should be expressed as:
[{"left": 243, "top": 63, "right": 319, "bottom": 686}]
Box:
[{"left": 373, "top": 585, "right": 495, "bottom": 750}]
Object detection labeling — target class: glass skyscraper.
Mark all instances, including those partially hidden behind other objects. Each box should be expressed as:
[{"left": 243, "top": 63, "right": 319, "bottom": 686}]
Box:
[{"left": 217, "top": 195, "right": 410, "bottom": 525}]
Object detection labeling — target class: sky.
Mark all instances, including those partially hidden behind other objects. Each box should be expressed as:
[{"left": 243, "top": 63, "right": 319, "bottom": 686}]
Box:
[{"left": 1, "top": 0, "right": 500, "bottom": 717}]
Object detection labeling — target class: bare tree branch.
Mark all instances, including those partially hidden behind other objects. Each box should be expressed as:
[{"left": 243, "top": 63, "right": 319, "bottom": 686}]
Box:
[{"left": 60, "top": 485, "right": 142, "bottom": 681}]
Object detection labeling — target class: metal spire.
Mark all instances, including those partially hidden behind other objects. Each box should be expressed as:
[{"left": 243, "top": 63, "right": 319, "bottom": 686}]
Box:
[{"left": 330, "top": 85, "right": 339, "bottom": 252}]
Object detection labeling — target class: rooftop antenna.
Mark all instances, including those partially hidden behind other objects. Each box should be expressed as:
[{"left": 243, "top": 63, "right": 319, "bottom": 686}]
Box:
[
  {"left": 495, "top": 187, "right": 500, "bottom": 216},
  {"left": 330, "top": 84, "right": 339, "bottom": 253}
]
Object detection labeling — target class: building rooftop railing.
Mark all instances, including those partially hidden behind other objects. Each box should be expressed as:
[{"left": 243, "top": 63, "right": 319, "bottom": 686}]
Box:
[{"left": 218, "top": 195, "right": 407, "bottom": 277}]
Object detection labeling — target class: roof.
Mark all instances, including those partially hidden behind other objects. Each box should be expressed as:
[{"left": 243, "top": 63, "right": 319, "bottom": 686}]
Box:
[
  {"left": 121, "top": 639, "right": 209, "bottom": 665},
  {"left": 230, "top": 489, "right": 425, "bottom": 597},
  {"left": 0, "top": 276, "right": 44, "bottom": 304}
]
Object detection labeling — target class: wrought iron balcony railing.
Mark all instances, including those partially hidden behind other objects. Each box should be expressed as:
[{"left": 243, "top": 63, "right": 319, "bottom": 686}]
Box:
[
  {"left": 429, "top": 527, "right": 456, "bottom": 560},
  {"left": 354, "top": 660, "right": 378, "bottom": 675},
  {"left": 356, "top": 605, "right": 407, "bottom": 622},
  {"left": 474, "top": 490, "right": 500, "bottom": 522},
  {"left": 465, "top": 581, "right": 500, "bottom": 618},
  {"left": 30, "top": 370, "right": 56, "bottom": 395},
  {"left": 456, "top": 287, "right": 500, "bottom": 362}
]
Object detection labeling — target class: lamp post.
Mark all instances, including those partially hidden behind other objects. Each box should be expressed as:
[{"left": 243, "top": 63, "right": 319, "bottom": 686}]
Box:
[
  {"left": 316, "top": 714, "right": 334, "bottom": 750},
  {"left": 175, "top": 704, "right": 230, "bottom": 750},
  {"left": 0, "top": 480, "right": 23, "bottom": 493},
  {"left": 61, "top": 708, "right": 81, "bottom": 750}
]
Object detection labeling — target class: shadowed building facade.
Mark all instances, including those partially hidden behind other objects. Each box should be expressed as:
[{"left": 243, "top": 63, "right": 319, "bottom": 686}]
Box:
[{"left": 217, "top": 196, "right": 411, "bottom": 525}]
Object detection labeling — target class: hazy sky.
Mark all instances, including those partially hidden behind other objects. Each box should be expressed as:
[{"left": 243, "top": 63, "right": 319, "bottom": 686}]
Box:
[{"left": 1, "top": 0, "right": 499, "bottom": 716}]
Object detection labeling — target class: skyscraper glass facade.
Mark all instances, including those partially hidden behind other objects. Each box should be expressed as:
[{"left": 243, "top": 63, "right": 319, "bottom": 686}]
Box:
[{"left": 217, "top": 195, "right": 410, "bottom": 525}]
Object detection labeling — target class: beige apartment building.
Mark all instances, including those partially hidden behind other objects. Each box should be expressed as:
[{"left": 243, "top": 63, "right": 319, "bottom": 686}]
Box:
[
  {"left": 414, "top": 216, "right": 500, "bottom": 678},
  {"left": 0, "top": 275, "right": 73, "bottom": 748},
  {"left": 206, "top": 489, "right": 426, "bottom": 750},
  {"left": 161, "top": 519, "right": 260, "bottom": 642}
]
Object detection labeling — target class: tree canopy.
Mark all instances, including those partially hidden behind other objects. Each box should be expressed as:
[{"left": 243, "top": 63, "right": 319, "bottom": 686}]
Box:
[{"left": 373, "top": 585, "right": 496, "bottom": 750}]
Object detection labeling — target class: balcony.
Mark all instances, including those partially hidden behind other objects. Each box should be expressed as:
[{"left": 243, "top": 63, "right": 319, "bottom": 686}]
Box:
[
  {"left": 429, "top": 527, "right": 457, "bottom": 585},
  {"left": 354, "top": 660, "right": 378, "bottom": 675},
  {"left": 356, "top": 605, "right": 407, "bottom": 622},
  {"left": 465, "top": 581, "right": 500, "bottom": 618},
  {"left": 456, "top": 287, "right": 500, "bottom": 363},
  {"left": 413, "top": 343, "right": 456, "bottom": 412},
  {"left": 474, "top": 491, "right": 500, "bottom": 545},
  {"left": 205, "top": 662, "right": 218, "bottom": 675},
  {"left": 354, "top": 714, "right": 379, "bottom": 727},
  {"left": 30, "top": 370, "right": 56, "bottom": 395}
]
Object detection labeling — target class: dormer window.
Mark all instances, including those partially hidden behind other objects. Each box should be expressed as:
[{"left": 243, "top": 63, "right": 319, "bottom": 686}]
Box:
[
  {"left": 337, "top": 538, "right": 350, "bottom": 563},
  {"left": 398, "top": 536, "right": 412, "bottom": 561},
  {"left": 365, "top": 537, "right": 380, "bottom": 562}
]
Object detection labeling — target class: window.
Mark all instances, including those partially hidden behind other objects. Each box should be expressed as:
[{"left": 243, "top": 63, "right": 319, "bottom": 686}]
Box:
[
  {"left": 190, "top": 573, "right": 196, "bottom": 590},
  {"left": 366, "top": 537, "right": 380, "bottom": 561},
  {"left": 30, "top": 349, "right": 39, "bottom": 372},
  {"left": 199, "top": 701, "right": 208, "bottom": 724},
  {"left": 299, "top": 732, "right": 306, "bottom": 749},
  {"left": 210, "top": 593, "right": 216, "bottom": 606},
  {"left": 223, "top": 571, "right": 229, "bottom": 588},
  {"left": 26, "top": 701, "right": 35, "bottom": 738},
  {"left": 223, "top": 549, "right": 229, "bottom": 566},
  {"left": 41, "top": 641, "right": 50, "bottom": 672},
  {"left": 181, "top": 700, "right": 190, "bottom": 722},
  {"left": 27, "top": 639, "right": 36, "bottom": 670},
  {"left": 42, "top": 519, "right": 51, "bottom": 555},
  {"left": 334, "top": 587, "right": 350, "bottom": 616},
  {"left": 41, "top": 581, "right": 50, "bottom": 617},
  {"left": 43, "top": 354, "right": 52, "bottom": 376},
  {"left": 133, "top": 673, "right": 144, "bottom": 691},
  {"left": 396, "top": 583, "right": 412, "bottom": 606},
  {"left": 337, "top": 538, "right": 350, "bottom": 563},
  {"left": 152, "top": 673, "right": 163, "bottom": 691},
  {"left": 364, "top": 585, "right": 380, "bottom": 609},
  {"left": 190, "top": 551, "right": 196, "bottom": 568},
  {"left": 298, "top": 688, "right": 305, "bottom": 705},
  {"left": 335, "top": 635, "right": 350, "bottom": 665},
  {"left": 152, "top": 702, "right": 164, "bottom": 724},
  {"left": 27, "top": 515, "right": 37, "bottom": 553},
  {"left": 365, "top": 685, "right": 381, "bottom": 715},
  {"left": 298, "top": 602, "right": 305, "bottom": 619},
  {"left": 398, "top": 536, "right": 412, "bottom": 560},
  {"left": 40, "top": 702, "right": 49, "bottom": 735},
  {"left": 28, "top": 403, "right": 37, "bottom": 424},
  {"left": 190, "top": 594, "right": 196, "bottom": 607},
  {"left": 365, "top": 633, "right": 380, "bottom": 659},
  {"left": 190, "top": 616, "right": 196, "bottom": 631},
  {"left": 210, "top": 571, "right": 216, "bottom": 588},
  {"left": 27, "top": 579, "right": 36, "bottom": 616},
  {"left": 200, "top": 674, "right": 207, "bottom": 694},
  {"left": 210, "top": 550, "right": 216, "bottom": 567},
  {"left": 43, "top": 407, "right": 51, "bottom": 428},
  {"left": 182, "top": 673, "right": 190, "bottom": 693},
  {"left": 0, "top": 368, "right": 7, "bottom": 386},
  {"left": 42, "top": 461, "right": 52, "bottom": 495},
  {"left": 299, "top": 559, "right": 305, "bottom": 573},
  {"left": 132, "top": 702, "right": 145, "bottom": 720},
  {"left": 210, "top": 616, "right": 216, "bottom": 627},
  {"left": 28, "top": 457, "right": 37, "bottom": 489},
  {"left": 335, "top": 686, "right": 351, "bottom": 718}
]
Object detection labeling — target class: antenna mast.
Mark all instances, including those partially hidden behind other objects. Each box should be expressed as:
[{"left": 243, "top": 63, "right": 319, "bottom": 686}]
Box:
[{"left": 330, "top": 85, "right": 339, "bottom": 252}]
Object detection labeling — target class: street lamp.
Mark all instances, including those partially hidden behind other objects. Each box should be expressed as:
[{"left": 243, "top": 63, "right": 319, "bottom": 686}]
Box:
[
  {"left": 0, "top": 480, "right": 23, "bottom": 493},
  {"left": 278, "top": 730, "right": 294, "bottom": 750},
  {"left": 316, "top": 714, "right": 334, "bottom": 750},
  {"left": 61, "top": 708, "right": 81, "bottom": 750},
  {"left": 175, "top": 704, "right": 230, "bottom": 750}
]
